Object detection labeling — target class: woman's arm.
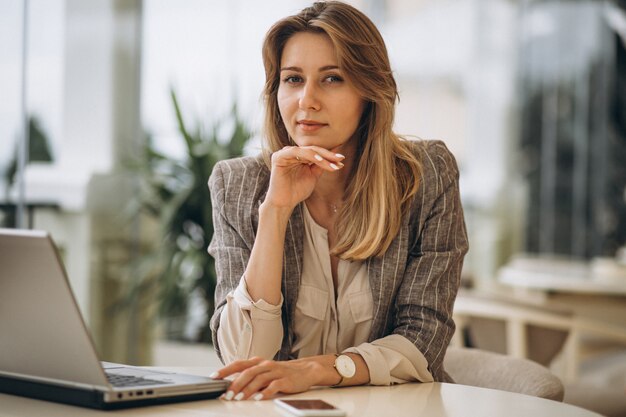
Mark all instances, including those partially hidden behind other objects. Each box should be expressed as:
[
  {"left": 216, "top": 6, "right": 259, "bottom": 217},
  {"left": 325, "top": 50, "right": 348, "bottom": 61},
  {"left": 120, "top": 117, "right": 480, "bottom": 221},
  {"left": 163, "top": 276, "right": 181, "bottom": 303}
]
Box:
[
  {"left": 208, "top": 148, "right": 346, "bottom": 362},
  {"left": 342, "top": 335, "right": 434, "bottom": 385},
  {"left": 242, "top": 146, "right": 345, "bottom": 305},
  {"left": 208, "top": 160, "right": 285, "bottom": 362},
  {"left": 211, "top": 352, "right": 370, "bottom": 401}
]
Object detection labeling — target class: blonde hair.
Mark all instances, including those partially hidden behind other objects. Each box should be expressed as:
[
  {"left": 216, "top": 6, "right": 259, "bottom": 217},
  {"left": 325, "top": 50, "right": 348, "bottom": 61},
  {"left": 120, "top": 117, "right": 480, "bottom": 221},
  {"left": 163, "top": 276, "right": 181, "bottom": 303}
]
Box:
[{"left": 261, "top": 1, "right": 422, "bottom": 260}]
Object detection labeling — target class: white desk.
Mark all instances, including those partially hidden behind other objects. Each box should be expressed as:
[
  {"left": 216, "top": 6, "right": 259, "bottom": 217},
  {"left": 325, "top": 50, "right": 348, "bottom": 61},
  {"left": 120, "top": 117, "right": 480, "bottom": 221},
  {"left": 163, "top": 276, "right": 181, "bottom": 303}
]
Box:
[
  {"left": 497, "top": 255, "right": 626, "bottom": 335},
  {"left": 0, "top": 368, "right": 602, "bottom": 417},
  {"left": 498, "top": 255, "right": 626, "bottom": 296}
]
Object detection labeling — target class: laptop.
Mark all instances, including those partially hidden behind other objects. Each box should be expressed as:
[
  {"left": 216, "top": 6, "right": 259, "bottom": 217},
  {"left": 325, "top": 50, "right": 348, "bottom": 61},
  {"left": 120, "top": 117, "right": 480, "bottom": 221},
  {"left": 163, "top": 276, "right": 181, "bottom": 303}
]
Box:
[{"left": 0, "top": 228, "right": 229, "bottom": 409}]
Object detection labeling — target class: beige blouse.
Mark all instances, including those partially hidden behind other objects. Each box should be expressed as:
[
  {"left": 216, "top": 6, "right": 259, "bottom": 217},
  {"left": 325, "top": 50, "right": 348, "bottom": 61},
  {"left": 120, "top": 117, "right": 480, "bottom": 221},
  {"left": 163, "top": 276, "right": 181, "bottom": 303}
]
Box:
[{"left": 217, "top": 204, "right": 433, "bottom": 385}]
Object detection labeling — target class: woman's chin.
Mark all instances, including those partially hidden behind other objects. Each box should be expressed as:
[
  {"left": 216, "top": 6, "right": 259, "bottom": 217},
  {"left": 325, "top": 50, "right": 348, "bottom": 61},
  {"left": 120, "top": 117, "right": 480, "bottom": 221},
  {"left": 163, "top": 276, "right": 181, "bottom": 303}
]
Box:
[{"left": 294, "top": 138, "right": 331, "bottom": 149}]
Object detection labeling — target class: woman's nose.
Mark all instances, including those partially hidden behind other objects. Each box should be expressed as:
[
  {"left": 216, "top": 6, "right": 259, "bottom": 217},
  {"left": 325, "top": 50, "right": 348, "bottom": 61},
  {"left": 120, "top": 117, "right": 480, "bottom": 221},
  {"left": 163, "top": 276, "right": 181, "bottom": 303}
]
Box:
[{"left": 298, "top": 82, "right": 321, "bottom": 111}]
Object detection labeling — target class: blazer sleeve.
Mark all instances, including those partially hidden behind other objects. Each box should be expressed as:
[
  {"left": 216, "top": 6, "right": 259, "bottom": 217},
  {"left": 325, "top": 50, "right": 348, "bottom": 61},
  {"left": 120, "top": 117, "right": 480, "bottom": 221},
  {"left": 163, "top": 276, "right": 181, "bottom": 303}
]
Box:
[
  {"left": 207, "top": 160, "right": 283, "bottom": 364},
  {"left": 392, "top": 141, "right": 469, "bottom": 381}
]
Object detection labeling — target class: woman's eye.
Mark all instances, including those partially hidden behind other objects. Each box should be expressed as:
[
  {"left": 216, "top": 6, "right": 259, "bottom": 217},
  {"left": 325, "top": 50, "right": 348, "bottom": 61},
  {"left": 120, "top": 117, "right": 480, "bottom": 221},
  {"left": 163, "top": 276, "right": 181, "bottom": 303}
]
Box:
[
  {"left": 324, "top": 75, "right": 343, "bottom": 83},
  {"left": 282, "top": 75, "right": 303, "bottom": 84}
]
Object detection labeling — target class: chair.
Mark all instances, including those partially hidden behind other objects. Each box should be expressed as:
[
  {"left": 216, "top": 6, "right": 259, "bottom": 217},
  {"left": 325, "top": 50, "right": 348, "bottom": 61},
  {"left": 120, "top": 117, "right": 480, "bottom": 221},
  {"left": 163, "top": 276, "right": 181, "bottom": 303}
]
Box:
[
  {"left": 450, "top": 289, "right": 626, "bottom": 415},
  {"left": 444, "top": 346, "right": 565, "bottom": 401},
  {"left": 451, "top": 290, "right": 573, "bottom": 368}
]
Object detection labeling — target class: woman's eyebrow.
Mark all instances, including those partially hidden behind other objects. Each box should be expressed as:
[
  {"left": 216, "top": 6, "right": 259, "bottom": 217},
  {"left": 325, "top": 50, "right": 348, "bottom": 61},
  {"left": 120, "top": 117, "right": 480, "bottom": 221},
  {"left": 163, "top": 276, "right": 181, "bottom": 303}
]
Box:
[
  {"left": 280, "top": 66, "right": 302, "bottom": 72},
  {"left": 280, "top": 65, "right": 340, "bottom": 72}
]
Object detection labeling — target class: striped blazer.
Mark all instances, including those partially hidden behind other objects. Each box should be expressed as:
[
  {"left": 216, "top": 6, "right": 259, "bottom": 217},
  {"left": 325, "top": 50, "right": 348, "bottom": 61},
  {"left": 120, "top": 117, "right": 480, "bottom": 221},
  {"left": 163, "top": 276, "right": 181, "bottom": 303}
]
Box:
[{"left": 208, "top": 140, "right": 469, "bottom": 382}]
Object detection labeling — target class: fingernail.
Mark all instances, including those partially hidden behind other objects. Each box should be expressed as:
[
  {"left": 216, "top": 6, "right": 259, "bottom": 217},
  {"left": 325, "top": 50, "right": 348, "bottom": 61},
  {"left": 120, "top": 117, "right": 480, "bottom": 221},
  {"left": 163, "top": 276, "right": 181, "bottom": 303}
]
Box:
[
  {"left": 234, "top": 392, "right": 244, "bottom": 401},
  {"left": 314, "top": 154, "right": 323, "bottom": 161},
  {"left": 252, "top": 393, "right": 264, "bottom": 401},
  {"left": 209, "top": 372, "right": 219, "bottom": 379},
  {"left": 335, "top": 153, "right": 345, "bottom": 159},
  {"left": 330, "top": 163, "right": 339, "bottom": 170},
  {"left": 338, "top": 162, "right": 344, "bottom": 167},
  {"left": 224, "top": 390, "right": 234, "bottom": 401}
]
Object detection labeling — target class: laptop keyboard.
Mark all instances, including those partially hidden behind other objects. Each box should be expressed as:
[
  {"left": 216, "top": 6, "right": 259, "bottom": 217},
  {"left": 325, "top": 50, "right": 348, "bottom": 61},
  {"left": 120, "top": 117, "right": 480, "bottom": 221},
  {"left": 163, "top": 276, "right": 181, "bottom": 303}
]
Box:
[{"left": 106, "top": 372, "right": 170, "bottom": 387}]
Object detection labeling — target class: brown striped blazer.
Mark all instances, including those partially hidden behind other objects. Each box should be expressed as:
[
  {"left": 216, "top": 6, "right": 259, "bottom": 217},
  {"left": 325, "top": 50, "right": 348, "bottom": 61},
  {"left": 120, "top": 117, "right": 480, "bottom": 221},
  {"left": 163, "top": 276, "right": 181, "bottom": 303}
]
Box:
[{"left": 208, "top": 140, "right": 469, "bottom": 382}]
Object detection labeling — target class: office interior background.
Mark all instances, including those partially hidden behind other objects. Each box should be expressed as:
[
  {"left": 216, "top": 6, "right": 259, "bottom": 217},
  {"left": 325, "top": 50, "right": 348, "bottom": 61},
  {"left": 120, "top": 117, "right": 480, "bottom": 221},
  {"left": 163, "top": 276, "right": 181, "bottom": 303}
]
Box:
[{"left": 1, "top": 0, "right": 626, "bottom": 414}]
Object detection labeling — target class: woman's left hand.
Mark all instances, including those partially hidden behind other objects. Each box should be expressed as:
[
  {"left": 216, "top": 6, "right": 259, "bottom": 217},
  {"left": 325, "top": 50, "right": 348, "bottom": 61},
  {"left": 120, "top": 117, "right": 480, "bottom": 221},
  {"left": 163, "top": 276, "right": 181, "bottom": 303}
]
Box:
[{"left": 211, "top": 357, "right": 324, "bottom": 401}]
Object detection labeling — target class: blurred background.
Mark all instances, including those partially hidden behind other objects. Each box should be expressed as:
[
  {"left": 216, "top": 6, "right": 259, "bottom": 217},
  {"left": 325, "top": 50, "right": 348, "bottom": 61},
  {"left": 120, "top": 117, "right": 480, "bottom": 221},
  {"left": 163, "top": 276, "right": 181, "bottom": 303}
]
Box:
[{"left": 1, "top": 0, "right": 625, "bottom": 414}]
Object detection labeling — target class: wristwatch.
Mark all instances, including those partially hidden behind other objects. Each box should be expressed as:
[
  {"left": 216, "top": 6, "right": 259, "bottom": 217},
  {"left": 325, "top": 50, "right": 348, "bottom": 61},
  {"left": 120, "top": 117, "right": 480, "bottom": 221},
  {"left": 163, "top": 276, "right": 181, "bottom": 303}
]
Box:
[{"left": 332, "top": 354, "right": 356, "bottom": 386}]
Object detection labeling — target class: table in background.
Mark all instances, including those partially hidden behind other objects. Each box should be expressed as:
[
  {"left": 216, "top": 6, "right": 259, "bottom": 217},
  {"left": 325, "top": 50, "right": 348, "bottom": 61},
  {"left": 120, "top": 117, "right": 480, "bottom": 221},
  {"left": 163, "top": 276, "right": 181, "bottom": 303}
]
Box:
[
  {"left": 498, "top": 255, "right": 626, "bottom": 296},
  {"left": 497, "top": 255, "right": 626, "bottom": 344},
  {"left": 496, "top": 255, "right": 626, "bottom": 383},
  {"left": 0, "top": 367, "right": 601, "bottom": 417}
]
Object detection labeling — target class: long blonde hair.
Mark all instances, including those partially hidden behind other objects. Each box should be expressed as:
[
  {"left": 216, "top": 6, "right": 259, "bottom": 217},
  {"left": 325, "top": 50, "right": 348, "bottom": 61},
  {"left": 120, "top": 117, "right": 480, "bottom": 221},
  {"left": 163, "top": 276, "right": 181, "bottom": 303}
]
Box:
[{"left": 261, "top": 1, "right": 422, "bottom": 260}]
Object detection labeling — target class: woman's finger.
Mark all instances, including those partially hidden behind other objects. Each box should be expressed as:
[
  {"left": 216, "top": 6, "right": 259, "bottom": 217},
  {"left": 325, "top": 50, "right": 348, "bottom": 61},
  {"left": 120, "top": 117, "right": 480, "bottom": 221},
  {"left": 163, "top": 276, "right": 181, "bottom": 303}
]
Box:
[
  {"left": 258, "top": 378, "right": 288, "bottom": 400},
  {"left": 233, "top": 370, "right": 281, "bottom": 401},
  {"left": 305, "top": 145, "right": 346, "bottom": 164},
  {"left": 294, "top": 145, "right": 346, "bottom": 165},
  {"left": 227, "top": 362, "right": 272, "bottom": 392},
  {"left": 221, "top": 361, "right": 276, "bottom": 400},
  {"left": 212, "top": 356, "right": 264, "bottom": 379},
  {"left": 298, "top": 147, "right": 345, "bottom": 171},
  {"left": 275, "top": 146, "right": 345, "bottom": 171}
]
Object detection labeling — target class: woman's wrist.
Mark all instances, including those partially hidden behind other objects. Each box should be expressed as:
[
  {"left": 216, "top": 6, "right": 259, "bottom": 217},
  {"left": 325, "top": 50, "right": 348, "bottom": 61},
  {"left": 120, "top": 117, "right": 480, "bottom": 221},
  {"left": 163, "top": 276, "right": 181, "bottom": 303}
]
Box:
[
  {"left": 299, "top": 355, "right": 343, "bottom": 387},
  {"left": 259, "top": 200, "right": 295, "bottom": 223}
]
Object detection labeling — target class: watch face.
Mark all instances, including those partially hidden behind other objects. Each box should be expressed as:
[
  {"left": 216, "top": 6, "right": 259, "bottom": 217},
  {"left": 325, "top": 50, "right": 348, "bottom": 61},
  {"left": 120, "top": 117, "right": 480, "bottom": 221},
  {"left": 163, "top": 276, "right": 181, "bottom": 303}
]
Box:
[{"left": 336, "top": 355, "right": 356, "bottom": 378}]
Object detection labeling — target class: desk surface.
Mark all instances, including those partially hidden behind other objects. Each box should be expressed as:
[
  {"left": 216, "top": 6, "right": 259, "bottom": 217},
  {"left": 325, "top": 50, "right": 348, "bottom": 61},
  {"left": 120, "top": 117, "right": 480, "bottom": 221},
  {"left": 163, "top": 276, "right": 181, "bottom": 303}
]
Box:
[{"left": 0, "top": 368, "right": 601, "bottom": 417}]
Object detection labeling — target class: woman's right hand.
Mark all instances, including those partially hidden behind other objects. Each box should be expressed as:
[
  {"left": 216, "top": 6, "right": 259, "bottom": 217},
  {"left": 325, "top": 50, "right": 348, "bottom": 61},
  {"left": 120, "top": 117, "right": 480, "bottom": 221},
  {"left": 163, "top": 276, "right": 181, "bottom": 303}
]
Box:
[{"left": 264, "top": 145, "right": 346, "bottom": 211}]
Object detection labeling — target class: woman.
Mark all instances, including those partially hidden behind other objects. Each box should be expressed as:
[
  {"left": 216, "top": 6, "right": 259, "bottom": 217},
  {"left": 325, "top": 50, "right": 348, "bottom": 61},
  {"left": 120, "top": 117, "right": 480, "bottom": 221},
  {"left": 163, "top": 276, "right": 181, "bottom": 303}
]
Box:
[{"left": 207, "top": 0, "right": 468, "bottom": 401}]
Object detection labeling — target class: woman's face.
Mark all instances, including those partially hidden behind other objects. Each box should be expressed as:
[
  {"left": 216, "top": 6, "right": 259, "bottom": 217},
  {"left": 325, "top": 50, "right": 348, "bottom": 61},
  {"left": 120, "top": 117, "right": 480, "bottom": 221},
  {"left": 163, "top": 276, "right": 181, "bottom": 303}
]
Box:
[{"left": 277, "top": 32, "right": 365, "bottom": 153}]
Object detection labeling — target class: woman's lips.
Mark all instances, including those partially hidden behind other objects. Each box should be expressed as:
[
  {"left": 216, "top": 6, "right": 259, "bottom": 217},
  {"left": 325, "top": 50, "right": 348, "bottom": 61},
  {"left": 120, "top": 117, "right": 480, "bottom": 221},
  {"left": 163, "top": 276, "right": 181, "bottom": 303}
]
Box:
[{"left": 297, "top": 121, "right": 327, "bottom": 132}]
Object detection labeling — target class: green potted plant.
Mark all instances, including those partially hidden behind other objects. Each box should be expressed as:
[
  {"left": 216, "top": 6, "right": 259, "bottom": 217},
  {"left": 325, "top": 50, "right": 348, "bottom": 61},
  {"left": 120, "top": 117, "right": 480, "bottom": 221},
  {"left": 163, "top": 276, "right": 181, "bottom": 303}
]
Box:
[{"left": 124, "top": 90, "right": 252, "bottom": 343}]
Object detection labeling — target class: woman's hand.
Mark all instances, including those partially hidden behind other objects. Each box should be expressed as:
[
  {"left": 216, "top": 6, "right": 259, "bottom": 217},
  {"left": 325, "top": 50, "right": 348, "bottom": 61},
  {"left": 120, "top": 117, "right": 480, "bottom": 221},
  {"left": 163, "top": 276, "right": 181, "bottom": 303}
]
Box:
[
  {"left": 211, "top": 357, "right": 326, "bottom": 401},
  {"left": 264, "top": 146, "right": 346, "bottom": 211}
]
